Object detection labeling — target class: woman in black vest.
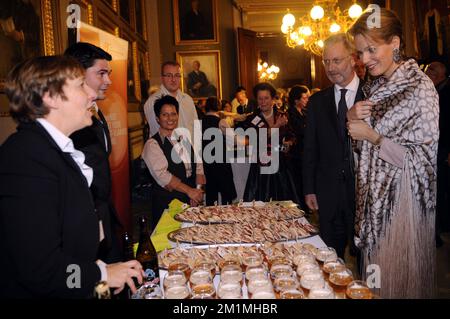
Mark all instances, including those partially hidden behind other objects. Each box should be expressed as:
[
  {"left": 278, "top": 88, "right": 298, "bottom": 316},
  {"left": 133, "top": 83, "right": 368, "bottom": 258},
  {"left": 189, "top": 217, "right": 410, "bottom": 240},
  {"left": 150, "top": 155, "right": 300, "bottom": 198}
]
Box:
[
  {"left": 202, "top": 97, "right": 237, "bottom": 205},
  {"left": 142, "top": 96, "right": 205, "bottom": 227}
]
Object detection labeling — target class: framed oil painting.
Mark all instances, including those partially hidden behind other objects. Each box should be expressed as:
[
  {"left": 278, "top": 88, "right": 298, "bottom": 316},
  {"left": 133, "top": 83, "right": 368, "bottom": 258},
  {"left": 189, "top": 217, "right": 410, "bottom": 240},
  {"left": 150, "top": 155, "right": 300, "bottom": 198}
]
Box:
[
  {"left": 173, "top": 0, "right": 219, "bottom": 45},
  {"left": 176, "top": 50, "right": 222, "bottom": 100}
]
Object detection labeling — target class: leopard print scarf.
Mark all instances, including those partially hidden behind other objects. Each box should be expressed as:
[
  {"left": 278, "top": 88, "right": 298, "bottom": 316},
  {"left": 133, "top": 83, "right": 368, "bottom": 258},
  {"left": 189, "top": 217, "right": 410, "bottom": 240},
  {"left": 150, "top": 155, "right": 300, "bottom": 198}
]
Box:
[{"left": 354, "top": 59, "right": 439, "bottom": 253}]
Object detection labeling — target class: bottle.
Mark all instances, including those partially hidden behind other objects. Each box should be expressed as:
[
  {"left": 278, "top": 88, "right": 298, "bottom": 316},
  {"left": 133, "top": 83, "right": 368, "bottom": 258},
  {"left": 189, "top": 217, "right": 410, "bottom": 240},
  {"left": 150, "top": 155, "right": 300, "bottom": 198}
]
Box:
[
  {"left": 136, "top": 215, "right": 160, "bottom": 285},
  {"left": 123, "top": 231, "right": 135, "bottom": 261},
  {"left": 93, "top": 281, "right": 111, "bottom": 299},
  {"left": 116, "top": 232, "right": 135, "bottom": 299}
]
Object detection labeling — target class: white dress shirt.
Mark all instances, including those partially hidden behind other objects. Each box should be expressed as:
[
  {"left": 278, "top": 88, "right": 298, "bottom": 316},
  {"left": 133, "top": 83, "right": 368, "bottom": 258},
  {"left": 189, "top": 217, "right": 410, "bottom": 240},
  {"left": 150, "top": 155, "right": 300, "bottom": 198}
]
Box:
[
  {"left": 143, "top": 85, "right": 199, "bottom": 142},
  {"left": 36, "top": 119, "right": 93, "bottom": 186},
  {"left": 334, "top": 72, "right": 360, "bottom": 112}
]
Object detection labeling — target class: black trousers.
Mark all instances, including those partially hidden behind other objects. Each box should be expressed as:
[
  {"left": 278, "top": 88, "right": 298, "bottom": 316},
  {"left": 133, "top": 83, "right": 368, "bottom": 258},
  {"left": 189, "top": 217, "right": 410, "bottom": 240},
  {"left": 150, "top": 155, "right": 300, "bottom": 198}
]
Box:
[
  {"left": 204, "top": 163, "right": 237, "bottom": 206},
  {"left": 319, "top": 178, "right": 355, "bottom": 260}
]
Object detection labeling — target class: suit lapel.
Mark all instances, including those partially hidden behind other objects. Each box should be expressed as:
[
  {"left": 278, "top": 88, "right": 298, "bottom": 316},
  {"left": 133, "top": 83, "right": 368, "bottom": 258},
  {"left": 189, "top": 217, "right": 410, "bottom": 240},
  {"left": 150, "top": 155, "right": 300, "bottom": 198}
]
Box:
[
  {"left": 97, "top": 109, "right": 112, "bottom": 155},
  {"left": 31, "top": 122, "right": 90, "bottom": 188},
  {"left": 91, "top": 117, "right": 109, "bottom": 154}
]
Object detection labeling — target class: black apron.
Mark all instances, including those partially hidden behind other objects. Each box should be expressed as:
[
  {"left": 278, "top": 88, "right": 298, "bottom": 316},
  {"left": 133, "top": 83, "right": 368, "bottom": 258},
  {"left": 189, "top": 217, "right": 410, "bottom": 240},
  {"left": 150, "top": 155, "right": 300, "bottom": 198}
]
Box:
[{"left": 151, "top": 133, "right": 196, "bottom": 225}]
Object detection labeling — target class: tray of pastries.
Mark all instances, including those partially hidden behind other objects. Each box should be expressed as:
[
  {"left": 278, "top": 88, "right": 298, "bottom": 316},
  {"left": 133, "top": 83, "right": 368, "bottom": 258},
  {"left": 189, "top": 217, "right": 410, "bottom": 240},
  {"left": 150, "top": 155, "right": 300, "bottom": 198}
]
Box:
[
  {"left": 167, "top": 218, "right": 318, "bottom": 245},
  {"left": 174, "top": 203, "right": 304, "bottom": 224}
]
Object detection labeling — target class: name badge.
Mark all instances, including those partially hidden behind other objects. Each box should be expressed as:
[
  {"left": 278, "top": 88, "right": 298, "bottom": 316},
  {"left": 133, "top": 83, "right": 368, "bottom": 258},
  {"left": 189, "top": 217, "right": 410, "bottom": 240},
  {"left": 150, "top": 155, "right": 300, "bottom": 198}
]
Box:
[{"left": 251, "top": 116, "right": 262, "bottom": 126}]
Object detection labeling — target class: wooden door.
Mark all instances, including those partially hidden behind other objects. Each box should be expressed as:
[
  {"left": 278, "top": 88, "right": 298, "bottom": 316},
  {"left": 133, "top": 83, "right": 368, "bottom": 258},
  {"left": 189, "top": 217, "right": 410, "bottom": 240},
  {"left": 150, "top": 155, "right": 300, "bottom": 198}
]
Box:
[{"left": 237, "top": 28, "right": 258, "bottom": 98}]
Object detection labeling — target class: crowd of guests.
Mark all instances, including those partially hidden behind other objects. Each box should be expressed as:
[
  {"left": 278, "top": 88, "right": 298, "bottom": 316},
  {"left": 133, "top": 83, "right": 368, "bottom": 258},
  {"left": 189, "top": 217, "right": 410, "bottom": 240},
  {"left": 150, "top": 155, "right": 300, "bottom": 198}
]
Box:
[{"left": 0, "top": 8, "right": 448, "bottom": 299}]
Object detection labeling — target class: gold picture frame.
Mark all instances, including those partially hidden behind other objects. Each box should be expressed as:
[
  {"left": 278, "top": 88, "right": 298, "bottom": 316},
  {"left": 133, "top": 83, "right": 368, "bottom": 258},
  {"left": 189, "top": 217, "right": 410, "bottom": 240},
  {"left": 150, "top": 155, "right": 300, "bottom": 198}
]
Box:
[
  {"left": 0, "top": 0, "right": 57, "bottom": 93},
  {"left": 135, "top": 0, "right": 148, "bottom": 40},
  {"left": 176, "top": 50, "right": 222, "bottom": 100},
  {"left": 101, "top": 0, "right": 118, "bottom": 13},
  {"left": 173, "top": 0, "right": 219, "bottom": 45},
  {"left": 117, "top": 30, "right": 140, "bottom": 105}
]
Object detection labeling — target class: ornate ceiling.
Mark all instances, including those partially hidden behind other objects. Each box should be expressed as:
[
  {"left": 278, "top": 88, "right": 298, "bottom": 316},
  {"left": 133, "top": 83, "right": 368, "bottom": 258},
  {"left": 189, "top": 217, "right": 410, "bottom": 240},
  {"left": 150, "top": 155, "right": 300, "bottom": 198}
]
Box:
[{"left": 233, "top": 0, "right": 315, "bottom": 34}]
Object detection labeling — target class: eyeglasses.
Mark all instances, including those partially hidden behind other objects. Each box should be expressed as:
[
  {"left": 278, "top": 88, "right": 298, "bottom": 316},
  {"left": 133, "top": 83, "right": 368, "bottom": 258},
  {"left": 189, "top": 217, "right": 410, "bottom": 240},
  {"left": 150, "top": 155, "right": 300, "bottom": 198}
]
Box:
[
  {"left": 322, "top": 55, "right": 351, "bottom": 67},
  {"left": 162, "top": 73, "right": 182, "bottom": 79}
]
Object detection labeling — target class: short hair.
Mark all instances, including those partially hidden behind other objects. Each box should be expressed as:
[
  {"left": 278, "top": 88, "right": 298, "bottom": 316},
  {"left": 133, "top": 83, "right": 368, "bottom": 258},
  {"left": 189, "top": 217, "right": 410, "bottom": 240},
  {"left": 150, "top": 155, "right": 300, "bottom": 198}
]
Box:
[
  {"left": 235, "top": 86, "right": 246, "bottom": 94},
  {"left": 253, "top": 82, "right": 276, "bottom": 99},
  {"left": 5, "top": 55, "right": 85, "bottom": 123},
  {"left": 153, "top": 95, "right": 179, "bottom": 118},
  {"left": 323, "top": 33, "right": 355, "bottom": 54},
  {"left": 161, "top": 61, "right": 181, "bottom": 75},
  {"left": 221, "top": 99, "right": 231, "bottom": 110},
  {"left": 64, "top": 42, "right": 112, "bottom": 69},
  {"left": 288, "top": 85, "right": 310, "bottom": 107},
  {"left": 348, "top": 8, "right": 404, "bottom": 56},
  {"left": 428, "top": 61, "right": 448, "bottom": 77},
  {"left": 205, "top": 97, "right": 219, "bottom": 113}
]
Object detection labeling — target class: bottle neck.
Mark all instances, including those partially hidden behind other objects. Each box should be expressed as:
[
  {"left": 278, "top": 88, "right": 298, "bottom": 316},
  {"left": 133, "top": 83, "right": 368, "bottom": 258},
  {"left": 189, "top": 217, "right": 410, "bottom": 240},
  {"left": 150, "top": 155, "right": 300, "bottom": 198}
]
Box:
[{"left": 139, "top": 218, "right": 151, "bottom": 237}]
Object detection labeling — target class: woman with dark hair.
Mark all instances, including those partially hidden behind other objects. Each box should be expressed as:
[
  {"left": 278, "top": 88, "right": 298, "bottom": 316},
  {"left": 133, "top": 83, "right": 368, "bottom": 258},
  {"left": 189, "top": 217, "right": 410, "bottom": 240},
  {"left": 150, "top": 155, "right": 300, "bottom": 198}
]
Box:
[
  {"left": 0, "top": 55, "right": 144, "bottom": 298},
  {"left": 243, "top": 83, "right": 298, "bottom": 203},
  {"left": 142, "top": 95, "right": 205, "bottom": 226},
  {"left": 287, "top": 85, "right": 310, "bottom": 209},
  {"left": 201, "top": 97, "right": 237, "bottom": 205},
  {"left": 347, "top": 8, "right": 439, "bottom": 298}
]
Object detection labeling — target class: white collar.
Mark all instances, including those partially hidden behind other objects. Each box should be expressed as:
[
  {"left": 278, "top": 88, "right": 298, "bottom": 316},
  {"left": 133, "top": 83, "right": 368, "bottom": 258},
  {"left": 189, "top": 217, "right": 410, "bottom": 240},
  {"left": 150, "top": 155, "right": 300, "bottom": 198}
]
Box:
[
  {"left": 334, "top": 72, "right": 359, "bottom": 93},
  {"left": 160, "top": 84, "right": 183, "bottom": 101},
  {"left": 36, "top": 118, "right": 73, "bottom": 153}
]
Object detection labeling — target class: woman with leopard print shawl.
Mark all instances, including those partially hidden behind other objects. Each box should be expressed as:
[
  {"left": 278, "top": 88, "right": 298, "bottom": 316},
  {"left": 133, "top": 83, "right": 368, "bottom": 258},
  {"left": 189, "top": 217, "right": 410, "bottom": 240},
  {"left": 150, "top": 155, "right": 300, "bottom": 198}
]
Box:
[{"left": 347, "top": 9, "right": 439, "bottom": 298}]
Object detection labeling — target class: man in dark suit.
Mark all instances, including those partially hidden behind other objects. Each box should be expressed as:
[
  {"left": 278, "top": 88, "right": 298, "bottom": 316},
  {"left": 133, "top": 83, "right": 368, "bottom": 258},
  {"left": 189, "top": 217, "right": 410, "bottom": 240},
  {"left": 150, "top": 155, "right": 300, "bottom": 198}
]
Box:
[
  {"left": 303, "top": 34, "right": 364, "bottom": 259},
  {"left": 65, "top": 42, "right": 122, "bottom": 263}
]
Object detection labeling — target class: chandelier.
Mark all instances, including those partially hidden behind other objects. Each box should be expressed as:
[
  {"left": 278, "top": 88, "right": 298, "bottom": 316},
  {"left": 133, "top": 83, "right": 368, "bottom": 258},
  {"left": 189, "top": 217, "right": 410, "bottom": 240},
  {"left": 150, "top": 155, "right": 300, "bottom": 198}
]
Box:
[
  {"left": 258, "top": 60, "right": 280, "bottom": 81},
  {"left": 281, "top": 0, "right": 363, "bottom": 56}
]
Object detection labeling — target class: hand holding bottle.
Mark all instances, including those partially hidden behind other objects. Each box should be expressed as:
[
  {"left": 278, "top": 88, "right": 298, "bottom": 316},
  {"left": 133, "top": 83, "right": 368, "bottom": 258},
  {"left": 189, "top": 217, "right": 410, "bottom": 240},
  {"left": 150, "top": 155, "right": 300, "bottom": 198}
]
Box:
[{"left": 106, "top": 260, "right": 145, "bottom": 295}]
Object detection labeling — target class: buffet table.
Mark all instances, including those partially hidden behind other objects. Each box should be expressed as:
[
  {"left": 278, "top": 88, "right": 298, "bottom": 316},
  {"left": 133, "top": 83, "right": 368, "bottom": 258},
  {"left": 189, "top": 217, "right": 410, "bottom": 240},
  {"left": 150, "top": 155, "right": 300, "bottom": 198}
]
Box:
[{"left": 151, "top": 201, "right": 335, "bottom": 299}]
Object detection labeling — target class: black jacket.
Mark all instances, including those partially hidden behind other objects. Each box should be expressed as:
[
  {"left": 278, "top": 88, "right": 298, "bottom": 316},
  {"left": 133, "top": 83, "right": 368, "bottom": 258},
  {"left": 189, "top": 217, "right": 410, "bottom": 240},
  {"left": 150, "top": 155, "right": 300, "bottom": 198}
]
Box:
[
  {"left": 70, "top": 114, "right": 121, "bottom": 262},
  {"left": 0, "top": 122, "right": 101, "bottom": 298},
  {"left": 302, "top": 82, "right": 364, "bottom": 220}
]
